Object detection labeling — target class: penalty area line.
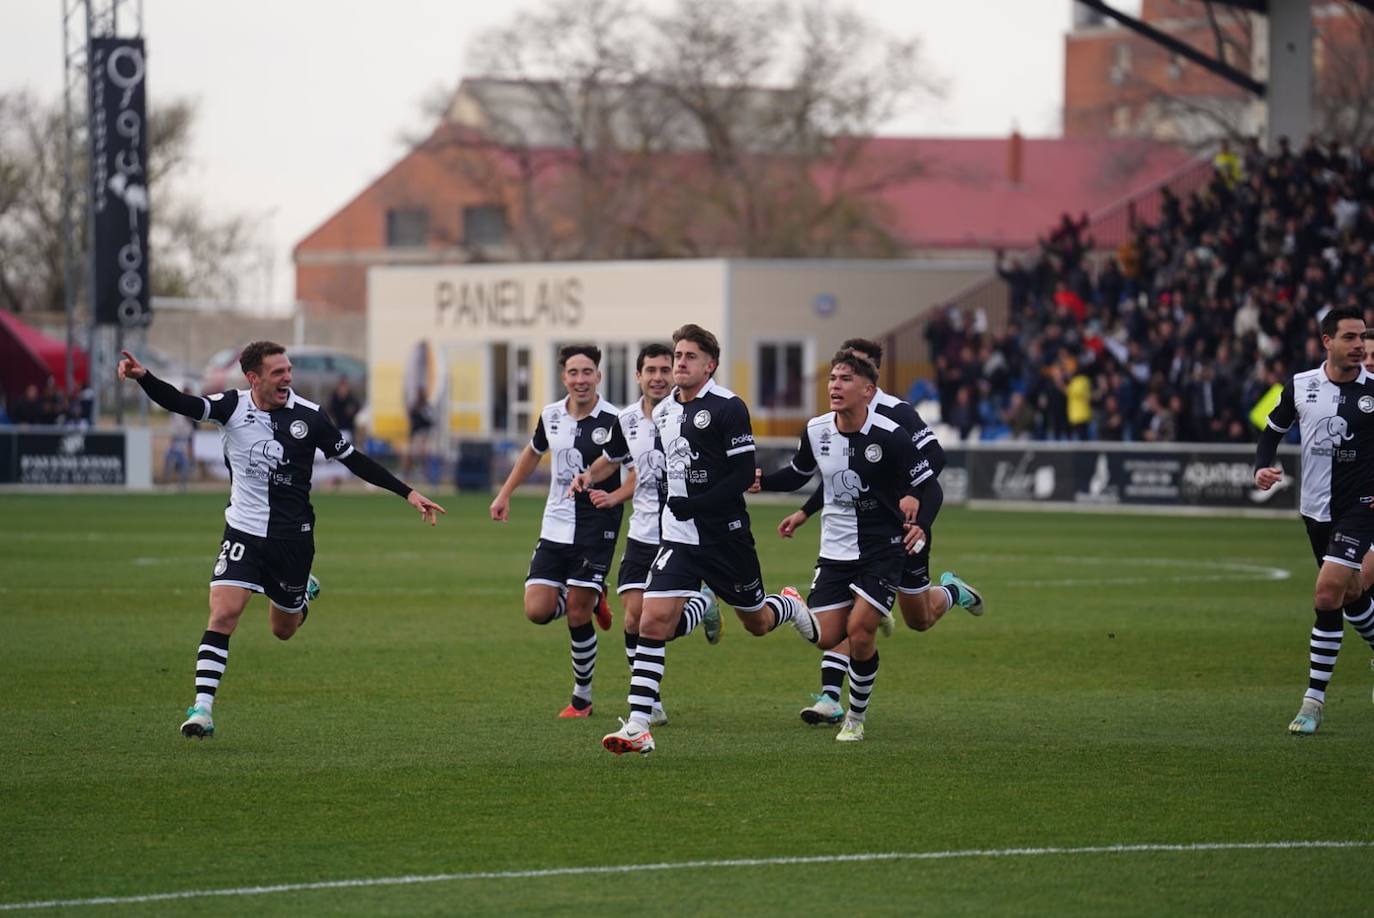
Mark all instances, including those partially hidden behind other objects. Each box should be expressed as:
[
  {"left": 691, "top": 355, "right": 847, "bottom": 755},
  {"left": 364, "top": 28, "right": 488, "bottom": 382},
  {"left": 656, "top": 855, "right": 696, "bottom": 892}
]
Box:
[{"left": 1, "top": 840, "right": 1370, "bottom": 911}]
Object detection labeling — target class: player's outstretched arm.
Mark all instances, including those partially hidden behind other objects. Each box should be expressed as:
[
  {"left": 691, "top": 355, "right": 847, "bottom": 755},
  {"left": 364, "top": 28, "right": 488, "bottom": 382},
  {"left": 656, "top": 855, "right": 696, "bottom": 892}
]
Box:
[
  {"left": 337, "top": 450, "right": 445, "bottom": 524},
  {"left": 119, "top": 350, "right": 206, "bottom": 419}
]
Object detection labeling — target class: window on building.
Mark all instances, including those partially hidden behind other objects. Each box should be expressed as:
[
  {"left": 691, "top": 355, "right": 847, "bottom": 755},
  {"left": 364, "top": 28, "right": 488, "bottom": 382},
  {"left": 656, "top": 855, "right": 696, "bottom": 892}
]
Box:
[
  {"left": 757, "top": 341, "right": 806, "bottom": 411},
  {"left": 463, "top": 205, "right": 509, "bottom": 248},
  {"left": 604, "top": 343, "right": 629, "bottom": 406},
  {"left": 1109, "top": 43, "right": 1132, "bottom": 85},
  {"left": 386, "top": 208, "right": 429, "bottom": 248}
]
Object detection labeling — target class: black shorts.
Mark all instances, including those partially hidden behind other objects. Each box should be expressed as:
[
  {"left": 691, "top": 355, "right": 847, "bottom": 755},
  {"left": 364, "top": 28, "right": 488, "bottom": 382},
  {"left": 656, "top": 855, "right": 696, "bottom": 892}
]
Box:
[
  {"left": 526, "top": 538, "right": 615, "bottom": 594},
  {"left": 808, "top": 554, "right": 903, "bottom": 616},
  {"left": 617, "top": 538, "right": 659, "bottom": 594},
  {"left": 898, "top": 526, "right": 933, "bottom": 593},
  {"left": 1318, "top": 511, "right": 1374, "bottom": 570},
  {"left": 209, "top": 524, "right": 315, "bottom": 612},
  {"left": 644, "top": 534, "right": 767, "bottom": 612}
]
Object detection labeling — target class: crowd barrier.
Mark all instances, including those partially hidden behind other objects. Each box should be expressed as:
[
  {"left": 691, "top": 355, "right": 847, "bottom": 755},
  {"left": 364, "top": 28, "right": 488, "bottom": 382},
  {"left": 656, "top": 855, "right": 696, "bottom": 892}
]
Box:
[
  {"left": 0, "top": 426, "right": 151, "bottom": 488},
  {"left": 936, "top": 441, "right": 1299, "bottom": 516}
]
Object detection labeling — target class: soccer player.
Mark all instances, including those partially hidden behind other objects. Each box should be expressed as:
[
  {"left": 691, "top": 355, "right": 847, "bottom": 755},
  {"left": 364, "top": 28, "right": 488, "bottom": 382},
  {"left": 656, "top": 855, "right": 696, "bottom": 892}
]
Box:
[
  {"left": 571, "top": 344, "right": 723, "bottom": 726},
  {"left": 601, "top": 324, "right": 814, "bottom": 756},
  {"left": 117, "top": 342, "right": 446, "bottom": 739},
  {"left": 755, "top": 349, "right": 932, "bottom": 740},
  {"left": 1255, "top": 307, "right": 1374, "bottom": 734},
  {"left": 489, "top": 345, "right": 623, "bottom": 718},
  {"left": 770, "top": 337, "right": 982, "bottom": 726}
]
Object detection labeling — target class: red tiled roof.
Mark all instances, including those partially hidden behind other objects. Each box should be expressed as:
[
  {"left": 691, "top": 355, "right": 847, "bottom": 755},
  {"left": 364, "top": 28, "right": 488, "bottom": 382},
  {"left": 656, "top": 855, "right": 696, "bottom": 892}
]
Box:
[{"left": 827, "top": 136, "right": 1197, "bottom": 250}]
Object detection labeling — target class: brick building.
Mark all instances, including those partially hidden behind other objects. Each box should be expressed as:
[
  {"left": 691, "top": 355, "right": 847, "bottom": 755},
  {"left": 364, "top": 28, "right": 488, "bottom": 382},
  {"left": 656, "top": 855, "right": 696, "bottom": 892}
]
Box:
[
  {"left": 1065, "top": 0, "right": 1371, "bottom": 141},
  {"left": 293, "top": 79, "right": 1196, "bottom": 315}
]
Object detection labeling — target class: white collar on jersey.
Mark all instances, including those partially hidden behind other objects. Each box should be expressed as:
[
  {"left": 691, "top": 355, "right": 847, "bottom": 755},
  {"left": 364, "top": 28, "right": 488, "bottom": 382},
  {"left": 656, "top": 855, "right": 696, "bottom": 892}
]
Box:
[
  {"left": 247, "top": 387, "right": 297, "bottom": 412},
  {"left": 834, "top": 403, "right": 876, "bottom": 436},
  {"left": 671, "top": 376, "right": 719, "bottom": 404},
  {"left": 561, "top": 394, "right": 603, "bottom": 420}
]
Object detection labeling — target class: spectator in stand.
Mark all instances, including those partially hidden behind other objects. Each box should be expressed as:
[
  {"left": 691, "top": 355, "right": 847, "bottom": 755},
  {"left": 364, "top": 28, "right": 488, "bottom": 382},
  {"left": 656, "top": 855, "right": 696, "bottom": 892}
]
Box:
[
  {"left": 918, "top": 138, "right": 1374, "bottom": 445},
  {"left": 1213, "top": 138, "right": 1242, "bottom": 188},
  {"left": 39, "top": 381, "right": 66, "bottom": 425},
  {"left": 327, "top": 376, "right": 361, "bottom": 442},
  {"left": 11, "top": 384, "right": 45, "bottom": 424}
]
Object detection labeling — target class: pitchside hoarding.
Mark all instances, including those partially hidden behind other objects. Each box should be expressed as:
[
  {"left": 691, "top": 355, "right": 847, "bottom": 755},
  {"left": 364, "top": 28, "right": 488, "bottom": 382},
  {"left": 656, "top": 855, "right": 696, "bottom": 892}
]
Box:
[{"left": 944, "top": 443, "right": 1299, "bottom": 512}]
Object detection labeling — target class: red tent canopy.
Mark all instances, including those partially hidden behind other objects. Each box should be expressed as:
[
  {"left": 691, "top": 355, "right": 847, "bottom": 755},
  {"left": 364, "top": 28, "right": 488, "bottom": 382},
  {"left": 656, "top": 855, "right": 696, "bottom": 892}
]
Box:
[{"left": 0, "top": 311, "right": 90, "bottom": 401}]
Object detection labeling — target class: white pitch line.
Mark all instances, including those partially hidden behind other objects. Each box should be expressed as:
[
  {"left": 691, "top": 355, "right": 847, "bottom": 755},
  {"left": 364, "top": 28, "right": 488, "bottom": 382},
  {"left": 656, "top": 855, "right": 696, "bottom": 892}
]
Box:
[
  {"left": 1, "top": 840, "right": 1368, "bottom": 912},
  {"left": 959, "top": 554, "right": 1292, "bottom": 587}
]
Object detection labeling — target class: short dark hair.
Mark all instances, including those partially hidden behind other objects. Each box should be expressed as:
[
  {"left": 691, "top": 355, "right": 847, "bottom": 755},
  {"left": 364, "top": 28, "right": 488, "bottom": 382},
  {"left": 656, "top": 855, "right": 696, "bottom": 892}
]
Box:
[
  {"left": 240, "top": 341, "right": 286, "bottom": 376},
  {"left": 841, "top": 337, "right": 883, "bottom": 368},
  {"left": 832, "top": 348, "right": 878, "bottom": 385},
  {"left": 636, "top": 343, "right": 673, "bottom": 372},
  {"left": 1320, "top": 306, "right": 1363, "bottom": 339},
  {"left": 671, "top": 324, "right": 720, "bottom": 364},
  {"left": 558, "top": 344, "right": 602, "bottom": 368}
]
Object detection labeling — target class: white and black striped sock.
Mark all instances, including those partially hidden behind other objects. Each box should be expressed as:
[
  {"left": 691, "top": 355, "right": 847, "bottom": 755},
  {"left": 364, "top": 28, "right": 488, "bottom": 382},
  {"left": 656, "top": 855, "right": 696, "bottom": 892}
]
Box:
[
  {"left": 847, "top": 650, "right": 879, "bottom": 722},
  {"left": 623, "top": 631, "right": 637, "bottom": 669},
  {"left": 569, "top": 622, "right": 597, "bottom": 707},
  {"left": 1344, "top": 596, "right": 1374, "bottom": 652},
  {"left": 628, "top": 637, "right": 665, "bottom": 727},
  {"left": 194, "top": 630, "right": 230, "bottom": 710},
  {"left": 1305, "top": 609, "right": 1343, "bottom": 704},
  {"left": 820, "top": 651, "right": 848, "bottom": 702},
  {"left": 673, "top": 592, "right": 709, "bottom": 638},
  {"left": 764, "top": 592, "right": 799, "bottom": 630}
]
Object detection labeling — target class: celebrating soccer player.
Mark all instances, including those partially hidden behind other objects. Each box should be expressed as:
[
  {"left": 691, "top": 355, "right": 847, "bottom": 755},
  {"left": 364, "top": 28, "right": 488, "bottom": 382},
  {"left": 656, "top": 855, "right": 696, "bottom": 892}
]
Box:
[
  {"left": 118, "top": 342, "right": 445, "bottom": 739},
  {"left": 489, "top": 345, "right": 622, "bottom": 718},
  {"left": 755, "top": 349, "right": 942, "bottom": 741},
  {"left": 769, "top": 338, "right": 983, "bottom": 727},
  {"left": 569, "top": 344, "right": 722, "bottom": 727},
  {"left": 601, "top": 324, "right": 815, "bottom": 756},
  {"left": 1255, "top": 307, "right": 1374, "bottom": 734}
]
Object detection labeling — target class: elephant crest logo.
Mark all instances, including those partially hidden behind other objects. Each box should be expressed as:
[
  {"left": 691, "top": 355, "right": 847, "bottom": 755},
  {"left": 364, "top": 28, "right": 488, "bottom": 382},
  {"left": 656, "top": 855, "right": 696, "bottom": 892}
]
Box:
[
  {"left": 639, "top": 448, "right": 666, "bottom": 484},
  {"left": 666, "top": 437, "right": 699, "bottom": 474},
  {"left": 830, "top": 468, "right": 870, "bottom": 505},
  {"left": 246, "top": 439, "right": 286, "bottom": 479},
  {"left": 555, "top": 448, "right": 586, "bottom": 497},
  {"left": 1321, "top": 415, "right": 1354, "bottom": 446}
]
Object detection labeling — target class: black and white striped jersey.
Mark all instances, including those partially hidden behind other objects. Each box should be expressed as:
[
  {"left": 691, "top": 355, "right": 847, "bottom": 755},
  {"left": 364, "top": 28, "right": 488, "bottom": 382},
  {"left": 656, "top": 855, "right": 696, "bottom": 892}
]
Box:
[
  {"left": 604, "top": 400, "right": 664, "bottom": 545},
  {"left": 788, "top": 408, "right": 922, "bottom": 561},
  {"left": 1266, "top": 366, "right": 1374, "bottom": 520},
  {"left": 655, "top": 378, "right": 755, "bottom": 546},
  {"left": 530, "top": 397, "right": 624, "bottom": 545},
  {"left": 201, "top": 388, "right": 353, "bottom": 539},
  {"left": 871, "top": 387, "right": 939, "bottom": 485}
]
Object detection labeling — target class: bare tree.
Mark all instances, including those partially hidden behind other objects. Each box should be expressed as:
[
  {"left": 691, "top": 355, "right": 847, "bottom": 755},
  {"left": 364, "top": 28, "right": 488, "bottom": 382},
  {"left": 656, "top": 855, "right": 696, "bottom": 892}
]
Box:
[
  {"left": 1314, "top": 0, "right": 1374, "bottom": 147},
  {"left": 419, "top": 0, "right": 940, "bottom": 261},
  {"left": 0, "top": 91, "right": 263, "bottom": 315}
]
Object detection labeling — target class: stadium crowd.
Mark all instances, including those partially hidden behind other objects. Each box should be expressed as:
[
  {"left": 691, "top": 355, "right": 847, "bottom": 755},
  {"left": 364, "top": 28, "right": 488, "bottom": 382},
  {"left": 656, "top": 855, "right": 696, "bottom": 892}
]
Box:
[{"left": 927, "top": 136, "right": 1374, "bottom": 443}]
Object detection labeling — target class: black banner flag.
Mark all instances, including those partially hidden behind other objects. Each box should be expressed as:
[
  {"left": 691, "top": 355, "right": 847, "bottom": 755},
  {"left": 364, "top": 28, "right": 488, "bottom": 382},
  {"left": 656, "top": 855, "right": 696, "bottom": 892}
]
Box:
[{"left": 88, "top": 37, "right": 150, "bottom": 327}]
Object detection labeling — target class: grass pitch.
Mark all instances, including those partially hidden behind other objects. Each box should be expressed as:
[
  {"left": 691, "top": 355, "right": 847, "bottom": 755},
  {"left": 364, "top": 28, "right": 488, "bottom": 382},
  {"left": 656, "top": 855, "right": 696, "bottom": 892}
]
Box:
[{"left": 1, "top": 491, "right": 1371, "bottom": 916}]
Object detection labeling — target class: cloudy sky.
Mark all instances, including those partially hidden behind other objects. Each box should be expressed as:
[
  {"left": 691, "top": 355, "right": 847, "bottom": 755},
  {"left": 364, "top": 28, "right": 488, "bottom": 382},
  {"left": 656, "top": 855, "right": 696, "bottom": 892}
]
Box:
[{"left": 1, "top": 1, "right": 1134, "bottom": 306}]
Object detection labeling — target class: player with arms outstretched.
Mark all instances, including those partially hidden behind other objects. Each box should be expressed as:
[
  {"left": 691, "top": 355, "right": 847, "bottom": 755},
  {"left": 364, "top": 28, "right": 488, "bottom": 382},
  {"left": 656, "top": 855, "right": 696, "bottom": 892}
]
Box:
[{"left": 119, "top": 341, "right": 445, "bottom": 739}]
